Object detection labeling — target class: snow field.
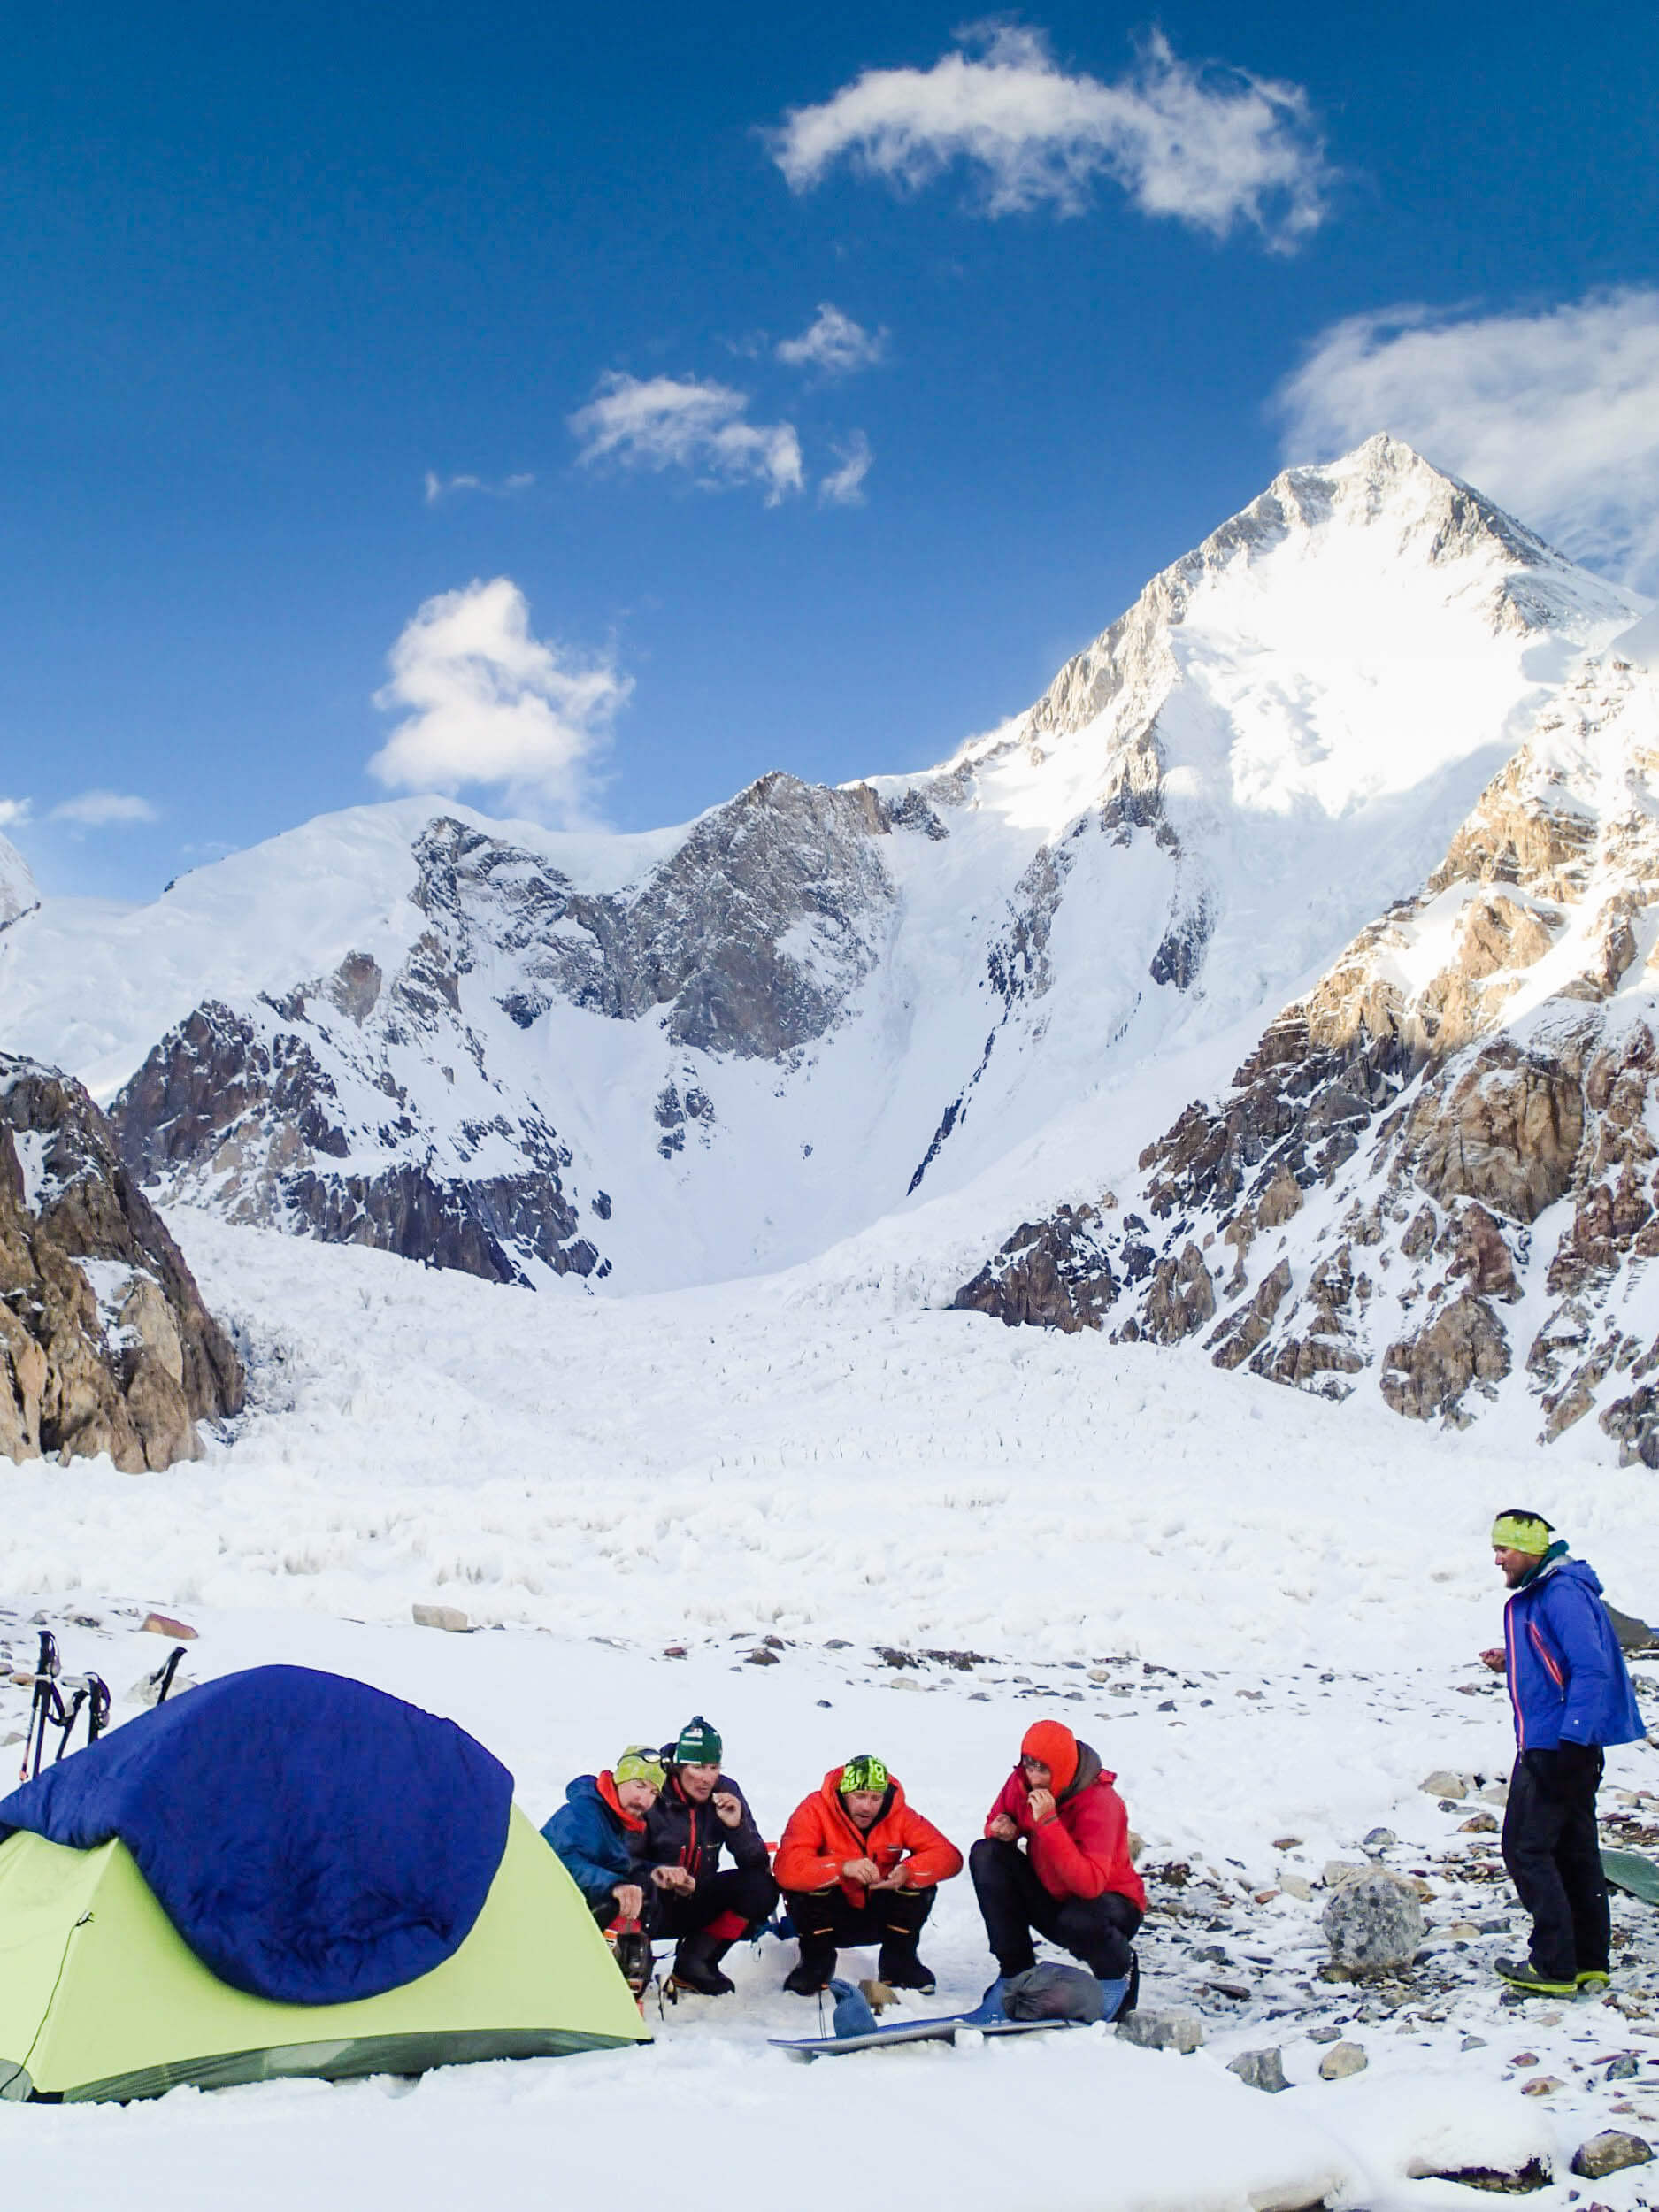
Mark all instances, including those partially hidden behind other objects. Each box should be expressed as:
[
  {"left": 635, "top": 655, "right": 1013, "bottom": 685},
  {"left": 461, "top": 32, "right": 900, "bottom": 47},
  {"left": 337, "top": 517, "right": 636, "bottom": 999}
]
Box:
[{"left": 3, "top": 1212, "right": 1659, "bottom": 2207}]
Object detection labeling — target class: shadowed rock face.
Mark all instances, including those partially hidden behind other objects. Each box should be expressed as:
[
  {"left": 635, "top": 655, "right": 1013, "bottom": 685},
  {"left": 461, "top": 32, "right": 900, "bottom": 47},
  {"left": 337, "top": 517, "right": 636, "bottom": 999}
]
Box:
[
  {"left": 956, "top": 649, "right": 1659, "bottom": 1453},
  {"left": 111, "top": 776, "right": 896, "bottom": 1287},
  {"left": 0, "top": 1054, "right": 243, "bottom": 1470}
]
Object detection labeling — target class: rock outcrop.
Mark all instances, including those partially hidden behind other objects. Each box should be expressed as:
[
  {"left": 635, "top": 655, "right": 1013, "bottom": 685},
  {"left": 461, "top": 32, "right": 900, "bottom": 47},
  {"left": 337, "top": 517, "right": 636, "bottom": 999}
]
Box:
[
  {"left": 957, "top": 638, "right": 1659, "bottom": 1451},
  {"left": 0, "top": 1054, "right": 243, "bottom": 1469},
  {"left": 111, "top": 780, "right": 898, "bottom": 1288},
  {"left": 2, "top": 438, "right": 1636, "bottom": 1301}
]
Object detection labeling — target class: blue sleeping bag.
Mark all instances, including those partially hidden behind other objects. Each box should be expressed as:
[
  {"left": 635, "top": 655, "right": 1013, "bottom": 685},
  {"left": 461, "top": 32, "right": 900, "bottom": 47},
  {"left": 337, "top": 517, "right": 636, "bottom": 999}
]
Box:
[{"left": 0, "top": 1664, "right": 513, "bottom": 2006}]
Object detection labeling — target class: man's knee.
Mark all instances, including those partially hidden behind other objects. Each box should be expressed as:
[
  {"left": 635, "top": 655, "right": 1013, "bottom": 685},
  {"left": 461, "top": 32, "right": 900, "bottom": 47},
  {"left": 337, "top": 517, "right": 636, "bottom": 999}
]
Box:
[{"left": 971, "top": 1837, "right": 1018, "bottom": 1889}]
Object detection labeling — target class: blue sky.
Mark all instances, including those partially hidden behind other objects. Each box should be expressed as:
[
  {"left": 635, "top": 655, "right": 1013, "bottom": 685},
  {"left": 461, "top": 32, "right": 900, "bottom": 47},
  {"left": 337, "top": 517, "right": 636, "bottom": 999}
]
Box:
[{"left": 4, "top": 1, "right": 1657, "bottom": 898}]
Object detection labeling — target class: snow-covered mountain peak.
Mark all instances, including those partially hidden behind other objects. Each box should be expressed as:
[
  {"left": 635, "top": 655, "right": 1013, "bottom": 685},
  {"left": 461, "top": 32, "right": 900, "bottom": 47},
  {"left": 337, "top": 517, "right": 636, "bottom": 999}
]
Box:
[
  {"left": 2, "top": 442, "right": 1645, "bottom": 1306},
  {"left": 0, "top": 833, "right": 38, "bottom": 930}
]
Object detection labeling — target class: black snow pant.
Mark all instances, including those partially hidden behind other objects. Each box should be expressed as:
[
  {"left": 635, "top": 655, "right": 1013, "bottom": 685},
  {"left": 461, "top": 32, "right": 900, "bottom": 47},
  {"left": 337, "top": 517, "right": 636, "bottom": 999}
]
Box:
[
  {"left": 970, "top": 1836, "right": 1141, "bottom": 1980},
  {"left": 783, "top": 1882, "right": 934, "bottom": 1970},
  {"left": 1502, "top": 1748, "right": 1609, "bottom": 1982},
  {"left": 651, "top": 1863, "right": 778, "bottom": 1944}
]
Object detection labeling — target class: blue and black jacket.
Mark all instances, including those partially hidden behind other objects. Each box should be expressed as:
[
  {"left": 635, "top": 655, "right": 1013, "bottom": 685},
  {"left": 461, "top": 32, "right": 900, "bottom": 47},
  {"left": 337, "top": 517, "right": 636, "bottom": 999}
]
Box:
[
  {"left": 541, "top": 1772, "right": 642, "bottom": 1906},
  {"left": 1504, "top": 1553, "right": 1645, "bottom": 1752}
]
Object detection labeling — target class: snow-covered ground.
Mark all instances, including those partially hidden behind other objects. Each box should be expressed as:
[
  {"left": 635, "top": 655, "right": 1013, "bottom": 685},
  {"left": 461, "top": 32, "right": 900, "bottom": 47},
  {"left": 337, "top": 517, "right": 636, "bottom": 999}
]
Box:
[{"left": 4, "top": 1215, "right": 1658, "bottom": 2208}]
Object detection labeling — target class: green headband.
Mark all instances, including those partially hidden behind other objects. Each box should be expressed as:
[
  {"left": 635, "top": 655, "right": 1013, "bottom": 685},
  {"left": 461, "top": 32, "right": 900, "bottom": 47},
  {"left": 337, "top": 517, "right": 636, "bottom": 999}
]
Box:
[
  {"left": 839, "top": 1755, "right": 889, "bottom": 1795},
  {"left": 1492, "top": 1513, "right": 1553, "bottom": 1555}
]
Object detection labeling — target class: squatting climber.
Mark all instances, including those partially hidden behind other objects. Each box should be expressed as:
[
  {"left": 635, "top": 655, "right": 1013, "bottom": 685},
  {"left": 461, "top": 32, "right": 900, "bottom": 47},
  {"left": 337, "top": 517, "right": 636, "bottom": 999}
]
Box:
[
  {"left": 1479, "top": 1509, "right": 1645, "bottom": 1997},
  {"left": 970, "top": 1719, "right": 1144, "bottom": 1986},
  {"left": 773, "top": 1754, "right": 963, "bottom": 1997},
  {"left": 541, "top": 1742, "right": 664, "bottom": 1989},
  {"left": 640, "top": 1715, "right": 777, "bottom": 1995}
]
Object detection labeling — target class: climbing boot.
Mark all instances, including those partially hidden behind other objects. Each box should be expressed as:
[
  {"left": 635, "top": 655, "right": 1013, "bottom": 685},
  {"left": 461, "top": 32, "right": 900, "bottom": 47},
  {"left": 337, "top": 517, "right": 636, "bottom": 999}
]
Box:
[
  {"left": 670, "top": 1930, "right": 735, "bottom": 1996},
  {"left": 1495, "top": 1955, "right": 1577, "bottom": 1997}
]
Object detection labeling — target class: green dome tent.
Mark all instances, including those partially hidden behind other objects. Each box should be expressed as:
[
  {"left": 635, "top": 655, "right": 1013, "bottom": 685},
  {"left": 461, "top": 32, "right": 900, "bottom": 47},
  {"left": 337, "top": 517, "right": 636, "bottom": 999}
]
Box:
[{"left": 0, "top": 1669, "right": 649, "bottom": 2102}]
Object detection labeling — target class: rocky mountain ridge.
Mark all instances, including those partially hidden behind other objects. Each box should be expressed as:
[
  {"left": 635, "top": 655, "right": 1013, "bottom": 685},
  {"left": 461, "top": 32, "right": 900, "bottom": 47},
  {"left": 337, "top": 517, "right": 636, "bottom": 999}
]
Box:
[
  {"left": 957, "top": 629, "right": 1659, "bottom": 1458},
  {"left": 0, "top": 1054, "right": 243, "bottom": 1468},
  {"left": 0, "top": 439, "right": 1642, "bottom": 1322}
]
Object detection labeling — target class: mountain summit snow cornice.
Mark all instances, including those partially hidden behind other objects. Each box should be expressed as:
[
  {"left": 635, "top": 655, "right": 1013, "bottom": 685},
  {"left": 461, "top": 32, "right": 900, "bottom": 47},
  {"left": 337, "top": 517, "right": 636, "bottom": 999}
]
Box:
[{"left": 0, "top": 443, "right": 1644, "bottom": 1348}]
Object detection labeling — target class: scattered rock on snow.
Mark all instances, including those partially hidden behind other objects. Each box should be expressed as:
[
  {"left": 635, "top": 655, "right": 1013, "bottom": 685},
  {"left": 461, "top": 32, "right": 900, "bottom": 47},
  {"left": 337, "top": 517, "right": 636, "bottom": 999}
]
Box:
[
  {"left": 1571, "top": 2131, "right": 1654, "bottom": 2179},
  {"left": 1116, "top": 2008, "right": 1205, "bottom": 2054},
  {"left": 1227, "top": 2047, "right": 1288, "bottom": 2093},
  {"left": 141, "top": 1611, "right": 196, "bottom": 1639},
  {"left": 1424, "top": 2160, "right": 1553, "bottom": 2195},
  {"left": 1322, "top": 1870, "right": 1425, "bottom": 1978},
  {"left": 1318, "top": 2041, "right": 1369, "bottom": 2080},
  {"left": 1460, "top": 1811, "right": 1500, "bottom": 1832},
  {"left": 1420, "top": 1770, "right": 1472, "bottom": 1799},
  {"left": 1280, "top": 1873, "right": 1314, "bottom": 1901},
  {"left": 1323, "top": 1860, "right": 1367, "bottom": 1888},
  {"left": 412, "top": 1602, "right": 470, "bottom": 1632}
]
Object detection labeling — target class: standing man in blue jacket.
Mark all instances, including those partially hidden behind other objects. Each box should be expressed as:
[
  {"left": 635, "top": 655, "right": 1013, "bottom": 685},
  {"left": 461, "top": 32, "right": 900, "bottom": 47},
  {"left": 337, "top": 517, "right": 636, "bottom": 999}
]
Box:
[{"left": 1480, "top": 1509, "right": 1647, "bottom": 1996}]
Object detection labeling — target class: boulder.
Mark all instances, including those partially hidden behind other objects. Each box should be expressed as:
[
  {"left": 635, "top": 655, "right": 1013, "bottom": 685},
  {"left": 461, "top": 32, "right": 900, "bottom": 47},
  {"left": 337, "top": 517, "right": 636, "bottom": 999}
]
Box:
[
  {"left": 1419, "top": 1770, "right": 1472, "bottom": 1800},
  {"left": 1116, "top": 2008, "right": 1205, "bottom": 2054},
  {"left": 1318, "top": 2041, "right": 1368, "bottom": 2080},
  {"left": 1227, "top": 2047, "right": 1288, "bottom": 2093},
  {"left": 1321, "top": 1870, "right": 1424, "bottom": 1978},
  {"left": 1571, "top": 2131, "right": 1653, "bottom": 2180},
  {"left": 411, "top": 1602, "right": 470, "bottom": 1632}
]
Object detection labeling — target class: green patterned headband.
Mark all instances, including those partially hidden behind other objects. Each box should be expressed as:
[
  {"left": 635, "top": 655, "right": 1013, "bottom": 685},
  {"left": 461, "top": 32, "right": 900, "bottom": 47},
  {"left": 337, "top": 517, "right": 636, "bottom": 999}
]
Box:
[
  {"left": 1492, "top": 1513, "right": 1553, "bottom": 1555},
  {"left": 840, "top": 1755, "right": 889, "bottom": 1794}
]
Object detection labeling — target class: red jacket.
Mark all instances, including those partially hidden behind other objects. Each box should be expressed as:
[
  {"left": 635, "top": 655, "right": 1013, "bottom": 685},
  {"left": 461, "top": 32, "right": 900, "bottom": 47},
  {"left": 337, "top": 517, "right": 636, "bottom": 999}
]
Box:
[
  {"left": 774, "top": 1768, "right": 964, "bottom": 1906},
  {"left": 985, "top": 1742, "right": 1145, "bottom": 1911}
]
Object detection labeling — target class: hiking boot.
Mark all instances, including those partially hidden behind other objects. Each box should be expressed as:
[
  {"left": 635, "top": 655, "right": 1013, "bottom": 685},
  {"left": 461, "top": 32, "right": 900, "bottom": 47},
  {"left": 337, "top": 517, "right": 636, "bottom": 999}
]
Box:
[
  {"left": 877, "top": 1949, "right": 936, "bottom": 1994},
  {"left": 783, "top": 1955, "right": 833, "bottom": 1997},
  {"left": 1576, "top": 1967, "right": 1611, "bottom": 1992},
  {"left": 611, "top": 1926, "right": 652, "bottom": 1996},
  {"left": 670, "top": 1932, "right": 735, "bottom": 1996},
  {"left": 1495, "top": 1955, "right": 1577, "bottom": 1997}
]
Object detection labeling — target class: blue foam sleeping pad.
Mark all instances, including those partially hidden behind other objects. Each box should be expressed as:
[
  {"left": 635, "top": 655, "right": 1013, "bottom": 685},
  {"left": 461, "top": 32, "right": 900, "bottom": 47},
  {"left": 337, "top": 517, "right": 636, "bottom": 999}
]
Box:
[{"left": 0, "top": 1663, "right": 513, "bottom": 2005}]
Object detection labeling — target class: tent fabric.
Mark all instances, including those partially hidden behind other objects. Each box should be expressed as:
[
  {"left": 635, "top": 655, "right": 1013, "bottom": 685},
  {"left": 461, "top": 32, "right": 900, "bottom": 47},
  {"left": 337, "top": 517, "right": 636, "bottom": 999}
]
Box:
[
  {"left": 0, "top": 1809, "right": 649, "bottom": 2102},
  {"left": 0, "top": 1664, "right": 512, "bottom": 2005}
]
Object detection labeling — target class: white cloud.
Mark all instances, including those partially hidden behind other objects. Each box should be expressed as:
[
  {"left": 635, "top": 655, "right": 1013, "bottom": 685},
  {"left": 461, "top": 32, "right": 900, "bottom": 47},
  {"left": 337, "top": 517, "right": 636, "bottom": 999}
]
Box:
[
  {"left": 776, "top": 303, "right": 887, "bottom": 376},
  {"left": 424, "top": 471, "right": 534, "bottom": 504},
  {"left": 569, "top": 373, "right": 804, "bottom": 503},
  {"left": 368, "top": 577, "right": 629, "bottom": 824},
  {"left": 1277, "top": 288, "right": 1659, "bottom": 588},
  {"left": 0, "top": 798, "right": 32, "bottom": 828},
  {"left": 819, "top": 431, "right": 873, "bottom": 507},
  {"left": 50, "top": 791, "right": 158, "bottom": 827},
  {"left": 770, "top": 24, "right": 1329, "bottom": 249}
]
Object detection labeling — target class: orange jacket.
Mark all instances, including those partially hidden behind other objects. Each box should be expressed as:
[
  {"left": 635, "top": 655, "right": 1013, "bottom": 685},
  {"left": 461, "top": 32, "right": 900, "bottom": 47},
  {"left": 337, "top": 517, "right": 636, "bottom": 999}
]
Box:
[{"left": 773, "top": 1767, "right": 964, "bottom": 1906}]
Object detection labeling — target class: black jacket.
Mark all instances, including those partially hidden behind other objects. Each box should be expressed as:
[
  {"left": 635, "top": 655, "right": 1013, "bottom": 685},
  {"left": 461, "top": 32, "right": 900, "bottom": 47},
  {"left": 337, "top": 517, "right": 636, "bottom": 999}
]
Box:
[{"left": 641, "top": 1769, "right": 769, "bottom": 1887}]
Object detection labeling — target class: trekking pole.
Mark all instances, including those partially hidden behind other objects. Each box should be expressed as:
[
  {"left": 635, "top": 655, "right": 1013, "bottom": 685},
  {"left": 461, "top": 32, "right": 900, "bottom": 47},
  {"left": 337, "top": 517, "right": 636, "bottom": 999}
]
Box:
[
  {"left": 150, "top": 1646, "right": 188, "bottom": 1705},
  {"left": 21, "top": 1629, "right": 60, "bottom": 1783},
  {"left": 51, "top": 1683, "right": 88, "bottom": 1761}
]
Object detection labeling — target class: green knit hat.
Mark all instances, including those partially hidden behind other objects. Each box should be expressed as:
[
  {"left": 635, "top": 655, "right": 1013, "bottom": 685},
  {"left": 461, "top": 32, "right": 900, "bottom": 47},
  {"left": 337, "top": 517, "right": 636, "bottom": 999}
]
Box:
[
  {"left": 672, "top": 1715, "right": 722, "bottom": 1767},
  {"left": 615, "top": 1745, "right": 665, "bottom": 1792},
  {"left": 839, "top": 1755, "right": 889, "bottom": 1795},
  {"left": 1492, "top": 1510, "right": 1555, "bottom": 1555}
]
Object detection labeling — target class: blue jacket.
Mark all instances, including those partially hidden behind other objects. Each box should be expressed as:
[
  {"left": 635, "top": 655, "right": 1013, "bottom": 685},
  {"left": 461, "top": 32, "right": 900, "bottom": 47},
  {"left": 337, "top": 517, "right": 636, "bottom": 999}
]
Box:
[
  {"left": 541, "top": 1773, "right": 641, "bottom": 1903},
  {"left": 1505, "top": 1555, "right": 1645, "bottom": 1752}
]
